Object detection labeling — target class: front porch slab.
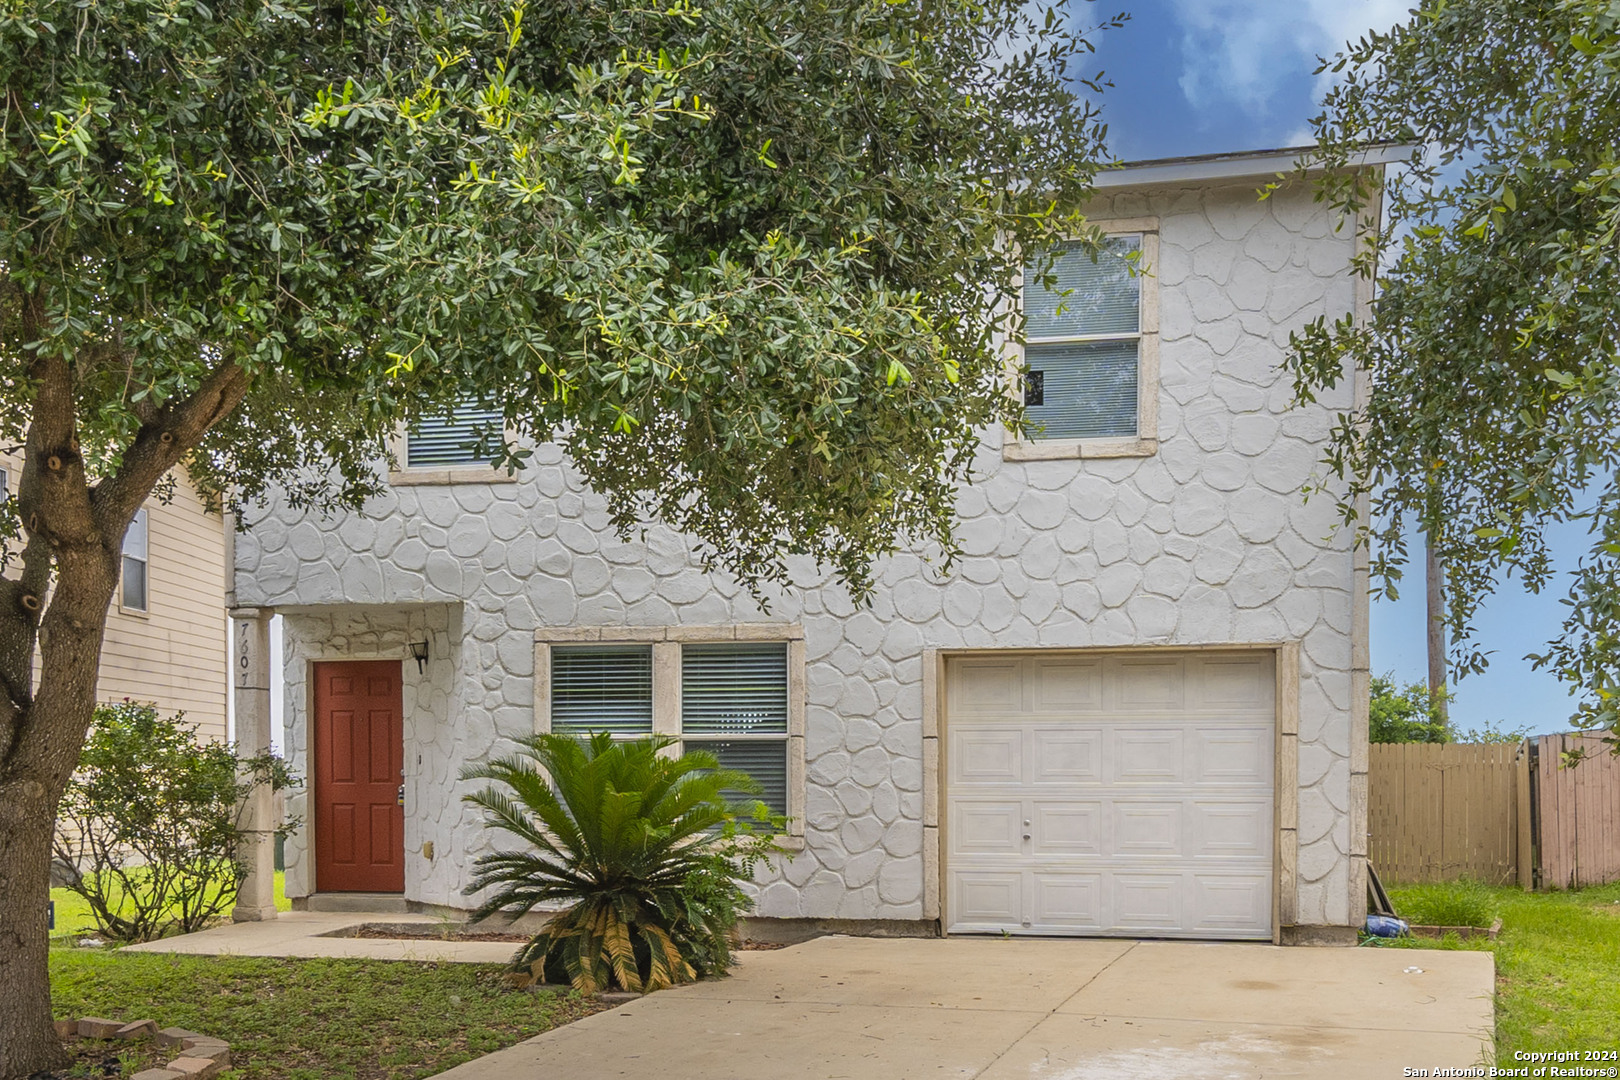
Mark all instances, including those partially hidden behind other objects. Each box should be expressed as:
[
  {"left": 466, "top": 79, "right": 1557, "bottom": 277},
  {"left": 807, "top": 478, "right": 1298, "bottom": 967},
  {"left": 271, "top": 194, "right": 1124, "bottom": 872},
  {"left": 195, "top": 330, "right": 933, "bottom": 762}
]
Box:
[{"left": 119, "top": 911, "right": 520, "bottom": 965}]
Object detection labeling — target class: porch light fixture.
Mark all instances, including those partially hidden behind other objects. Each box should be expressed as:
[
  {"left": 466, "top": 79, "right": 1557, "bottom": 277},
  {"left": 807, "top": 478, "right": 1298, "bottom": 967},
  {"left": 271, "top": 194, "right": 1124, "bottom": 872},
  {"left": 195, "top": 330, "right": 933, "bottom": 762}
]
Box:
[{"left": 409, "top": 640, "right": 430, "bottom": 673}]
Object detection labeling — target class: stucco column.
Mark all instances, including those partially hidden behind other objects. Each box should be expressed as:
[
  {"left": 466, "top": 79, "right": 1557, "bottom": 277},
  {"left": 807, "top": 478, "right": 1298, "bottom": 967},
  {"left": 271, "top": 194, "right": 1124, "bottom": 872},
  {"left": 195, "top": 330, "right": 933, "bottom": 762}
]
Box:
[{"left": 231, "top": 606, "right": 278, "bottom": 922}]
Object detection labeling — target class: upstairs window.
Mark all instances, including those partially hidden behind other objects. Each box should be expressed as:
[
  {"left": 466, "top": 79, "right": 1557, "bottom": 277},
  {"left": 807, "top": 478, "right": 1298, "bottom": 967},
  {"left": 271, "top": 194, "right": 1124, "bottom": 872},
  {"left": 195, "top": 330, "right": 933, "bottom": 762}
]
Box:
[
  {"left": 1022, "top": 234, "right": 1142, "bottom": 441},
  {"left": 548, "top": 641, "right": 791, "bottom": 817},
  {"left": 121, "top": 508, "right": 149, "bottom": 612},
  {"left": 406, "top": 403, "right": 505, "bottom": 467}
]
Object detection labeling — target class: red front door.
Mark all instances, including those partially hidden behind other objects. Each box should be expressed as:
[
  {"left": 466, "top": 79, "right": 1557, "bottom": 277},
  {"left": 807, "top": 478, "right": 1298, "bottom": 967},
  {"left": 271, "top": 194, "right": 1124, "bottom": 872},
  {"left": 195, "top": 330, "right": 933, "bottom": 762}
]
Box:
[{"left": 313, "top": 660, "right": 405, "bottom": 893}]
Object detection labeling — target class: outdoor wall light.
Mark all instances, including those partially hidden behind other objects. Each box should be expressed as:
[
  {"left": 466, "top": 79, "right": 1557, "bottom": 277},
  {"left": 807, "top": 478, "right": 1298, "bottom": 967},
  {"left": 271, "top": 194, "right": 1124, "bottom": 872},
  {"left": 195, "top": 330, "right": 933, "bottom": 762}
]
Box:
[{"left": 409, "top": 640, "right": 430, "bottom": 673}]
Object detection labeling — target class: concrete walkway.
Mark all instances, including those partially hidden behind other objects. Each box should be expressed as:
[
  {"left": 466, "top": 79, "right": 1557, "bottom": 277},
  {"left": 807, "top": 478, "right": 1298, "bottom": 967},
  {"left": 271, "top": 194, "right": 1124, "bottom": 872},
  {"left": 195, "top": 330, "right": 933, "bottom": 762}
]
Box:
[
  {"left": 119, "top": 910, "right": 520, "bottom": 964},
  {"left": 432, "top": 935, "right": 1495, "bottom": 1080}
]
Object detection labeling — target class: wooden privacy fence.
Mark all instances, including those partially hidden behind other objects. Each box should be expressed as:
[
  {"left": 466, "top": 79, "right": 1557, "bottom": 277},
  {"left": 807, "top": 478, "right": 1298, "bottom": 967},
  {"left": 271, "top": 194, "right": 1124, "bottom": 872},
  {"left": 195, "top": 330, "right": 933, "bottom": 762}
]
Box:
[
  {"left": 1369, "top": 735, "right": 1620, "bottom": 889},
  {"left": 1536, "top": 733, "right": 1620, "bottom": 889},
  {"left": 1369, "top": 742, "right": 1530, "bottom": 886}
]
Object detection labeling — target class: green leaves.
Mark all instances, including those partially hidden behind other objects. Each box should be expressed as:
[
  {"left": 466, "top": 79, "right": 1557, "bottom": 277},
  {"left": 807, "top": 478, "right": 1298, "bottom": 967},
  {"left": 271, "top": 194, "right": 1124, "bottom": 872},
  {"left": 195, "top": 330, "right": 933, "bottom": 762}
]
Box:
[
  {"left": 1, "top": 0, "right": 1110, "bottom": 600},
  {"left": 51, "top": 702, "right": 291, "bottom": 942},
  {"left": 1290, "top": 0, "right": 1620, "bottom": 739},
  {"left": 459, "top": 732, "right": 778, "bottom": 992}
]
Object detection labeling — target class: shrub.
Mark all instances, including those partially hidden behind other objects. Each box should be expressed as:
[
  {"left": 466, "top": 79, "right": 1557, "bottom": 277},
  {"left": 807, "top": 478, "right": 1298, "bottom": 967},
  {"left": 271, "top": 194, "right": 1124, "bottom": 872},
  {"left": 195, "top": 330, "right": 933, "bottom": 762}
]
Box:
[
  {"left": 461, "top": 732, "right": 780, "bottom": 993},
  {"left": 1389, "top": 879, "right": 1500, "bottom": 928},
  {"left": 1370, "top": 674, "right": 1453, "bottom": 743},
  {"left": 51, "top": 700, "right": 293, "bottom": 942},
  {"left": 1452, "top": 719, "right": 1534, "bottom": 744}
]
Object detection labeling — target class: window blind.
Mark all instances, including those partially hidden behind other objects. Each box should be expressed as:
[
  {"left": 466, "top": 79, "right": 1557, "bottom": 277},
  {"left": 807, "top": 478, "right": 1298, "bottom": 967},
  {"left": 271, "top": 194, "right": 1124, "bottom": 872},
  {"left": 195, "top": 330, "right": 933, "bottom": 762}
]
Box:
[
  {"left": 1023, "top": 235, "right": 1141, "bottom": 339},
  {"left": 692, "top": 739, "right": 788, "bottom": 817},
  {"left": 407, "top": 405, "right": 504, "bottom": 467},
  {"left": 550, "top": 646, "right": 654, "bottom": 736},
  {"left": 1024, "top": 339, "right": 1139, "bottom": 440},
  {"left": 681, "top": 643, "right": 789, "bottom": 735}
]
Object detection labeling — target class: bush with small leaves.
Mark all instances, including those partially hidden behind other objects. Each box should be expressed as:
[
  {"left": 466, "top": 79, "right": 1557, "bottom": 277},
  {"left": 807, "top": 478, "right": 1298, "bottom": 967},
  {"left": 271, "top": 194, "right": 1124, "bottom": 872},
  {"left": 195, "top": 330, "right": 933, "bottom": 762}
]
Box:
[{"left": 52, "top": 701, "right": 295, "bottom": 942}]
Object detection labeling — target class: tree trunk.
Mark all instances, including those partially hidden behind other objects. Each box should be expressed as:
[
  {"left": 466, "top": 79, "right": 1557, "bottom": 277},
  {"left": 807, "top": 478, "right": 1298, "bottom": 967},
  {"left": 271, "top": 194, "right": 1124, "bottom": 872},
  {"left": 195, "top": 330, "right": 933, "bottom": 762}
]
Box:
[
  {"left": 0, "top": 547, "right": 119, "bottom": 1077},
  {"left": 1426, "top": 539, "right": 1449, "bottom": 726},
  {"left": 0, "top": 328, "right": 250, "bottom": 1076},
  {"left": 0, "top": 776, "right": 70, "bottom": 1076}
]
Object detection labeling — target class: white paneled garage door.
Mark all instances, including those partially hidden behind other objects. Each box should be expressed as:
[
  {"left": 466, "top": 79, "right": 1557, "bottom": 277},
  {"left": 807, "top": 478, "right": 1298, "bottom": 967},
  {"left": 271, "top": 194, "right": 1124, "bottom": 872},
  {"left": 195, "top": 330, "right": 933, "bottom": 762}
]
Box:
[{"left": 945, "top": 651, "right": 1275, "bottom": 939}]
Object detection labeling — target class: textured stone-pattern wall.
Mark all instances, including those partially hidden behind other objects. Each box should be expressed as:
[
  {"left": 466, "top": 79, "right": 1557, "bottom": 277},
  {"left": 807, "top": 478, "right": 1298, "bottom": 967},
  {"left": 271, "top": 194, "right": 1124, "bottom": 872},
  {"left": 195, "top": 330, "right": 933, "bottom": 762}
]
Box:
[
  {"left": 242, "top": 178, "right": 1361, "bottom": 926},
  {"left": 277, "top": 604, "right": 486, "bottom": 904}
]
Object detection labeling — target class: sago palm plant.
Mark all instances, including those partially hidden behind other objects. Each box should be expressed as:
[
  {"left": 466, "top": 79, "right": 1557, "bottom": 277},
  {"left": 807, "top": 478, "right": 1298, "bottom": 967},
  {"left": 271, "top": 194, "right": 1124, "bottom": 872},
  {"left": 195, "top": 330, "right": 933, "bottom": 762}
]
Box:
[{"left": 461, "top": 731, "right": 779, "bottom": 992}]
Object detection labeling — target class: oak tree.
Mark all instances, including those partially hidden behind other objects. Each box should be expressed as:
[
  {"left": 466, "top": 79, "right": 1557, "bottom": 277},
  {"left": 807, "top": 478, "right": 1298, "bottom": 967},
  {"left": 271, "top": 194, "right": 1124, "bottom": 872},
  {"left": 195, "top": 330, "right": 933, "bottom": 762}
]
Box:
[
  {"left": 1288, "top": 0, "right": 1620, "bottom": 749},
  {"left": 0, "top": 0, "right": 1115, "bottom": 1070}
]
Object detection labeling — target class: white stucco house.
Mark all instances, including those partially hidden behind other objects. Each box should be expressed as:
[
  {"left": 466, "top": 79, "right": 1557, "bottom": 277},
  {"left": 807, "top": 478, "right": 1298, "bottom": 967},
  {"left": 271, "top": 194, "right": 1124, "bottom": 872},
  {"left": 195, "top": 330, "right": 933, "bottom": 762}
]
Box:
[{"left": 230, "top": 145, "right": 1402, "bottom": 945}]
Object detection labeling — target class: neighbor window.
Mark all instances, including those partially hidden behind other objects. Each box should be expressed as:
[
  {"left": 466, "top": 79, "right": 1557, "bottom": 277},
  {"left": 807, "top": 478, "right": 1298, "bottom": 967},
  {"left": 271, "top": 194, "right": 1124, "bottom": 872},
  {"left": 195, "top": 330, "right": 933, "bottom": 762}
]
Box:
[
  {"left": 121, "top": 508, "right": 148, "bottom": 612},
  {"left": 549, "top": 641, "right": 791, "bottom": 816},
  {"left": 1022, "top": 234, "right": 1143, "bottom": 441},
  {"left": 405, "top": 402, "right": 505, "bottom": 467}
]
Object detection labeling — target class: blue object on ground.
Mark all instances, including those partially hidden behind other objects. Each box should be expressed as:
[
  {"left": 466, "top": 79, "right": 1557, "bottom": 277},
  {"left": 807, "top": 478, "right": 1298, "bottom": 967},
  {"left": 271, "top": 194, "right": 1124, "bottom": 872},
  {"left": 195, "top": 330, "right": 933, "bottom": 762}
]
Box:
[{"left": 1365, "top": 914, "right": 1408, "bottom": 937}]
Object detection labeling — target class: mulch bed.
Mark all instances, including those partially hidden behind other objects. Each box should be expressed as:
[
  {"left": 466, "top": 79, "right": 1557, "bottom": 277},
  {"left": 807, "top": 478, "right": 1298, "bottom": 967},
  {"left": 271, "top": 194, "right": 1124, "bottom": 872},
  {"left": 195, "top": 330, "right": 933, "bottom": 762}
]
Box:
[
  {"left": 351, "top": 926, "right": 531, "bottom": 943},
  {"left": 349, "top": 925, "right": 795, "bottom": 950}
]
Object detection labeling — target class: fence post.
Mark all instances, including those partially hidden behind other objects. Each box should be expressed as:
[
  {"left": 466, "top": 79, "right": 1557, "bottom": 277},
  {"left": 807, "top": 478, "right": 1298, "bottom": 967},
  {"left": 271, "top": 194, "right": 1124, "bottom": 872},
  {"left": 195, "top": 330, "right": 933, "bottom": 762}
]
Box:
[{"left": 1516, "top": 740, "right": 1534, "bottom": 890}]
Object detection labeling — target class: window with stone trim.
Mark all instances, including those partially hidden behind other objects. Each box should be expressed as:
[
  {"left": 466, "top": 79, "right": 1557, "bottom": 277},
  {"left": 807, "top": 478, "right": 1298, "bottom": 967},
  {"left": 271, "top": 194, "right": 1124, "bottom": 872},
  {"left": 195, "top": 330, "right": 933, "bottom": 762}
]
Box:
[
  {"left": 549, "top": 641, "right": 791, "bottom": 816},
  {"left": 1022, "top": 234, "right": 1143, "bottom": 440},
  {"left": 405, "top": 401, "right": 505, "bottom": 467},
  {"left": 1006, "top": 220, "right": 1160, "bottom": 462}
]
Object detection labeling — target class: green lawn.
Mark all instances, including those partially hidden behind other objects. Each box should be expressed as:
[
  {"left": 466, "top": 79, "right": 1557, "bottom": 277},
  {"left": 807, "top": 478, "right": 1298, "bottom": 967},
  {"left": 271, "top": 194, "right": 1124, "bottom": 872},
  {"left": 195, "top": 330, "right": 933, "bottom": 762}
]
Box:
[
  {"left": 50, "top": 950, "right": 600, "bottom": 1080},
  {"left": 1382, "top": 880, "right": 1620, "bottom": 1055},
  {"left": 50, "top": 871, "right": 293, "bottom": 941}
]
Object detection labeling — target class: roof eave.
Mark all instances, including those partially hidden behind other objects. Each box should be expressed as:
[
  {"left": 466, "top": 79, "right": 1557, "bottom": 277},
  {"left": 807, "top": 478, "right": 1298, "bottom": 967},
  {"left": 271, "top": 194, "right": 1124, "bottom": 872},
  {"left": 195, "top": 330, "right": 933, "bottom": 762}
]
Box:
[{"left": 1091, "top": 143, "right": 1419, "bottom": 189}]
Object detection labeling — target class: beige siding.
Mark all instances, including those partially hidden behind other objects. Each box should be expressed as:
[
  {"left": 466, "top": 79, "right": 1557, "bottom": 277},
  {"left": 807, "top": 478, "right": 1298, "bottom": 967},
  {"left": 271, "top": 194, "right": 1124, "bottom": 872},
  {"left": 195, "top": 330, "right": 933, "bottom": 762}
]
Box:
[
  {"left": 1, "top": 456, "right": 229, "bottom": 742},
  {"left": 100, "top": 469, "right": 229, "bottom": 740}
]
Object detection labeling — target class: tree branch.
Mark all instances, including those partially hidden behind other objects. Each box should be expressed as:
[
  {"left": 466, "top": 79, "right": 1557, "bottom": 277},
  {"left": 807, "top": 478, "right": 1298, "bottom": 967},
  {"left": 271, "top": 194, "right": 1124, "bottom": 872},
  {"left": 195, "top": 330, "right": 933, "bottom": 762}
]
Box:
[{"left": 90, "top": 360, "right": 252, "bottom": 538}]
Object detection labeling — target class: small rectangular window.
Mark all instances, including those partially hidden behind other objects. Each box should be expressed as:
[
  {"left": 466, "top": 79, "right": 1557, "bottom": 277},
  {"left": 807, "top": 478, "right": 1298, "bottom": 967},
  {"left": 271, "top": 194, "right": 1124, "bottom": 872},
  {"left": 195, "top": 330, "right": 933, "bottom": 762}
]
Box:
[
  {"left": 407, "top": 403, "right": 504, "bottom": 467},
  {"left": 549, "top": 646, "right": 654, "bottom": 736},
  {"left": 1023, "top": 235, "right": 1142, "bottom": 441},
  {"left": 121, "top": 508, "right": 149, "bottom": 612}
]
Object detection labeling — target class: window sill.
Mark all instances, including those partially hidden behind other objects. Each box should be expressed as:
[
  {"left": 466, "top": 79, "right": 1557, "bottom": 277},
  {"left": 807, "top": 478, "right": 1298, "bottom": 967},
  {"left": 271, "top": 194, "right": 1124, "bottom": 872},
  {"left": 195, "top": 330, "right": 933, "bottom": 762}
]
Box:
[
  {"left": 1002, "top": 436, "right": 1158, "bottom": 462},
  {"left": 389, "top": 467, "right": 519, "bottom": 486},
  {"left": 115, "top": 604, "right": 151, "bottom": 620}
]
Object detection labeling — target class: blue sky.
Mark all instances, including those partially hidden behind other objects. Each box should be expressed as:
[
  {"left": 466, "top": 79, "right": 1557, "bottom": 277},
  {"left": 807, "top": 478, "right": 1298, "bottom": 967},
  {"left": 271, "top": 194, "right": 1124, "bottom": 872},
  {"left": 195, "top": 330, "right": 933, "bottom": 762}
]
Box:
[{"left": 1080, "top": 0, "right": 1586, "bottom": 736}]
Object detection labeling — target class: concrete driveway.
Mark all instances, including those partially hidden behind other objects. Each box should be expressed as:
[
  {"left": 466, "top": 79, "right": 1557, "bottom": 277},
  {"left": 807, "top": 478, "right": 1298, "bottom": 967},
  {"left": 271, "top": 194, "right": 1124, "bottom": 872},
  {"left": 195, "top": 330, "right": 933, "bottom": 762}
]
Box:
[{"left": 433, "top": 935, "right": 1495, "bottom": 1080}]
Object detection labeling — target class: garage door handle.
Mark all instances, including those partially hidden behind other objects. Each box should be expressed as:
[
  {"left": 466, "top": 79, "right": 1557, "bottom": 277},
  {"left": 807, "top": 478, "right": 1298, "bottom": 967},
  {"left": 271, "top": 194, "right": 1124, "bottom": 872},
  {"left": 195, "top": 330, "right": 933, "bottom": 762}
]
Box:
[{"left": 1022, "top": 833, "right": 1031, "bottom": 840}]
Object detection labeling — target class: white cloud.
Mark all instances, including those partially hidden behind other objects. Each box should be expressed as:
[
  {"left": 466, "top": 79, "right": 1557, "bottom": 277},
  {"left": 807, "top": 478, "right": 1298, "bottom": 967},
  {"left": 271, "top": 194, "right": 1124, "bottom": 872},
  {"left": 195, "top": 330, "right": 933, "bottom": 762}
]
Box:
[{"left": 1169, "top": 0, "right": 1411, "bottom": 120}]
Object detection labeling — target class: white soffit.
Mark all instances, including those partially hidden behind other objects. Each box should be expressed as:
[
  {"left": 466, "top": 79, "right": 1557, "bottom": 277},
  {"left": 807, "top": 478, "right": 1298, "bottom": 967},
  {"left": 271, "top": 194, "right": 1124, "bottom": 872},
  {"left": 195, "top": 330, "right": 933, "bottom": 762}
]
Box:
[{"left": 1092, "top": 143, "right": 1419, "bottom": 189}]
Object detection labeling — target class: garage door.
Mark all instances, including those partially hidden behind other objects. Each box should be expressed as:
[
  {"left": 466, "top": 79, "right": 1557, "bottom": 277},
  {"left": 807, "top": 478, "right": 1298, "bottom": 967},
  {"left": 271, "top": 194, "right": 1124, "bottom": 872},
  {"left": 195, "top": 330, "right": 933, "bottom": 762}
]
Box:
[{"left": 945, "top": 650, "right": 1274, "bottom": 939}]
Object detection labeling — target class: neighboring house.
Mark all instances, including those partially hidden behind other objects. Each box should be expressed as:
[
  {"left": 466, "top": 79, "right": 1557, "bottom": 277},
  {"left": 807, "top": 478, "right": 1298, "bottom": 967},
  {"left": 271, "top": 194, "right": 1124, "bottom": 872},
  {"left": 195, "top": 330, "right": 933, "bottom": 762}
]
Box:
[
  {"left": 236, "top": 145, "right": 1402, "bottom": 944},
  {"left": 1, "top": 458, "right": 230, "bottom": 739}
]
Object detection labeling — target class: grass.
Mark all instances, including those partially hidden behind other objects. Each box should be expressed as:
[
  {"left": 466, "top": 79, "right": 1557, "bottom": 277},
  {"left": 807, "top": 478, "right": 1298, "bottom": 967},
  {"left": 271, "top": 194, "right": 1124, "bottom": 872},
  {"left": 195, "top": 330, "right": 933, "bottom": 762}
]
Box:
[
  {"left": 50, "top": 871, "right": 293, "bottom": 942},
  {"left": 1386, "top": 878, "right": 1500, "bottom": 928},
  {"left": 50, "top": 949, "right": 602, "bottom": 1080},
  {"left": 1380, "top": 880, "right": 1620, "bottom": 1055}
]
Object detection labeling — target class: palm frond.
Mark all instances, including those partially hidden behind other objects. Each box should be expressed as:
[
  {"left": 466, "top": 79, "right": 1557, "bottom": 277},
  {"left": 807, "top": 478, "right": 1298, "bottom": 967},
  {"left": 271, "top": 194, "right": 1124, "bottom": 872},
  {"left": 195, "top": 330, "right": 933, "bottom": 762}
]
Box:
[{"left": 461, "top": 732, "right": 774, "bottom": 992}]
